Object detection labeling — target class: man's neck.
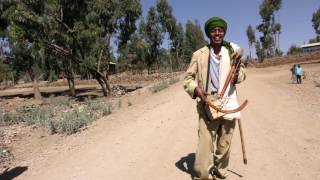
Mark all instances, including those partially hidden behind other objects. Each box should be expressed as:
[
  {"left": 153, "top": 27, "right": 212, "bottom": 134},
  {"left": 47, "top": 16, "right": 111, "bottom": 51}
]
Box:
[{"left": 210, "top": 43, "right": 222, "bottom": 55}]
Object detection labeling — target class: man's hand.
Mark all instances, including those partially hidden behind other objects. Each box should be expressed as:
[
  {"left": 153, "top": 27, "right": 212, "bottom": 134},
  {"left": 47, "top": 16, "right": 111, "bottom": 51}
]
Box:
[
  {"left": 231, "top": 49, "right": 244, "bottom": 84},
  {"left": 194, "top": 87, "right": 207, "bottom": 101},
  {"left": 231, "top": 48, "right": 243, "bottom": 61}
]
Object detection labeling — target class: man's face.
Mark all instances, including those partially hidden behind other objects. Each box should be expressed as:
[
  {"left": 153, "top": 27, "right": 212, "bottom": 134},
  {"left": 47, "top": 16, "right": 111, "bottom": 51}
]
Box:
[{"left": 209, "top": 27, "right": 225, "bottom": 45}]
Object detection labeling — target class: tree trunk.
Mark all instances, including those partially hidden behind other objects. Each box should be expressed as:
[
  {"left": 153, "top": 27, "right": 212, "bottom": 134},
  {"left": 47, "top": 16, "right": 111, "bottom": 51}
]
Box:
[
  {"left": 277, "top": 32, "right": 280, "bottom": 52},
  {"left": 102, "top": 74, "right": 111, "bottom": 93},
  {"left": 27, "top": 68, "right": 42, "bottom": 100},
  {"left": 92, "top": 70, "right": 111, "bottom": 97},
  {"left": 249, "top": 45, "right": 252, "bottom": 61},
  {"left": 67, "top": 77, "right": 76, "bottom": 97},
  {"left": 32, "top": 79, "right": 42, "bottom": 100},
  {"left": 64, "top": 58, "right": 76, "bottom": 97},
  {"left": 95, "top": 76, "right": 108, "bottom": 96}
]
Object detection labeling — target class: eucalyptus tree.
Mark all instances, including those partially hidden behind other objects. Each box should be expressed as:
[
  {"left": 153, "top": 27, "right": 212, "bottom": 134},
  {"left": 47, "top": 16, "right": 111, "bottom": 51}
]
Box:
[
  {"left": 170, "top": 23, "right": 184, "bottom": 70},
  {"left": 117, "top": 0, "right": 142, "bottom": 50},
  {"left": 49, "top": 0, "right": 141, "bottom": 96},
  {"left": 246, "top": 25, "right": 256, "bottom": 60},
  {"left": 257, "top": 0, "right": 282, "bottom": 59},
  {"left": 116, "top": 0, "right": 143, "bottom": 73},
  {"left": 0, "top": 0, "right": 15, "bottom": 36},
  {"left": 183, "top": 20, "right": 207, "bottom": 63},
  {"left": 3, "top": 0, "right": 53, "bottom": 100},
  {"left": 144, "top": 6, "right": 163, "bottom": 72},
  {"left": 312, "top": 7, "right": 320, "bottom": 42},
  {"left": 287, "top": 45, "right": 302, "bottom": 55},
  {"left": 255, "top": 40, "right": 264, "bottom": 61},
  {"left": 156, "top": 0, "right": 177, "bottom": 69},
  {"left": 272, "top": 22, "right": 281, "bottom": 54}
]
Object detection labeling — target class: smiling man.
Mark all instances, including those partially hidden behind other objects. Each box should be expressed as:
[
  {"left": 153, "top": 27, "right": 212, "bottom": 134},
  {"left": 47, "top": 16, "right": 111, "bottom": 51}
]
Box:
[{"left": 184, "top": 16, "right": 246, "bottom": 180}]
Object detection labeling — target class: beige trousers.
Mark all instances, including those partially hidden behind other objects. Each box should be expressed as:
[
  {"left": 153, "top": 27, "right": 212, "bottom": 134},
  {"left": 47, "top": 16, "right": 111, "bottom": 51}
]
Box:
[{"left": 194, "top": 104, "right": 236, "bottom": 179}]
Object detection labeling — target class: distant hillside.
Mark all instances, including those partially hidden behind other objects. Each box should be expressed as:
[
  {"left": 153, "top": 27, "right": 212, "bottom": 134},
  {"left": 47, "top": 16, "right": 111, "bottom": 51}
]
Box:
[{"left": 249, "top": 52, "right": 320, "bottom": 68}]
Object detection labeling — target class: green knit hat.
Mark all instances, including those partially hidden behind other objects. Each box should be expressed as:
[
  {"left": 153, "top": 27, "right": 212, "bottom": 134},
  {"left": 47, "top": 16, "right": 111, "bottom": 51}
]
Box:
[{"left": 204, "top": 17, "right": 228, "bottom": 37}]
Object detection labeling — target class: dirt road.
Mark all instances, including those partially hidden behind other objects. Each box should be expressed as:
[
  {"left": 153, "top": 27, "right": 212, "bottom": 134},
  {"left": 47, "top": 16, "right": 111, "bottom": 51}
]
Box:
[{"left": 8, "top": 62, "right": 320, "bottom": 180}]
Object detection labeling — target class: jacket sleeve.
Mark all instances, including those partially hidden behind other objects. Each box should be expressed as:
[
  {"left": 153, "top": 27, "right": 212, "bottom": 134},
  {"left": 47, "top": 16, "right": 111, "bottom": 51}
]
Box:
[
  {"left": 184, "top": 53, "right": 199, "bottom": 99},
  {"left": 230, "top": 42, "right": 246, "bottom": 84},
  {"left": 235, "top": 63, "right": 246, "bottom": 84}
]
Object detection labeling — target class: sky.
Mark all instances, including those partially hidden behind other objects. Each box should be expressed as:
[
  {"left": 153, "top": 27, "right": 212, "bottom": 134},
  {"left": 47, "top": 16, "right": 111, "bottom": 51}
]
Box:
[{"left": 141, "top": 0, "right": 320, "bottom": 58}]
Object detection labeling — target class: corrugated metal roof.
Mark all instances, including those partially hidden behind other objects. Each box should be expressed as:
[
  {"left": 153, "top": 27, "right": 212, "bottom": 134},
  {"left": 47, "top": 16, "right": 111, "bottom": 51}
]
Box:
[{"left": 300, "top": 42, "right": 320, "bottom": 48}]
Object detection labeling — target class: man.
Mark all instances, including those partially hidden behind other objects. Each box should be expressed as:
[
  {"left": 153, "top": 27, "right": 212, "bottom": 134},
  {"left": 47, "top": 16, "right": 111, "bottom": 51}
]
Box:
[
  {"left": 184, "top": 17, "right": 246, "bottom": 180},
  {"left": 290, "top": 64, "right": 296, "bottom": 83},
  {"left": 295, "top": 64, "right": 302, "bottom": 84}
]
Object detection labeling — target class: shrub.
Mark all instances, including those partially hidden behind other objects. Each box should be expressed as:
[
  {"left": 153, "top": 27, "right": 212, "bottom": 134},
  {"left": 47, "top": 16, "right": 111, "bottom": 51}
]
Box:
[
  {"left": 15, "top": 104, "right": 53, "bottom": 126},
  {"left": 1, "top": 97, "right": 114, "bottom": 135},
  {"left": 56, "top": 109, "right": 92, "bottom": 135},
  {"left": 168, "top": 77, "right": 179, "bottom": 85},
  {"left": 150, "top": 80, "right": 169, "bottom": 93}
]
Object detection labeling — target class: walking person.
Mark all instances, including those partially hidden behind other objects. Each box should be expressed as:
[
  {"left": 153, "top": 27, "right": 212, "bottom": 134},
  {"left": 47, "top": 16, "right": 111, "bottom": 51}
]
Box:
[
  {"left": 184, "top": 17, "right": 246, "bottom": 180},
  {"left": 295, "top": 64, "right": 303, "bottom": 84},
  {"left": 290, "top": 64, "right": 296, "bottom": 83}
]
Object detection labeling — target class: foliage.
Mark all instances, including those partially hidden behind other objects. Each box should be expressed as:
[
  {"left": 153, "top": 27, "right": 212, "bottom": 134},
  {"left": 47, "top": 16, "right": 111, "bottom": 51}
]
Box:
[
  {"left": 144, "top": 6, "right": 163, "bottom": 71},
  {"left": 150, "top": 77, "right": 179, "bottom": 93},
  {"left": 255, "top": 40, "right": 264, "bottom": 61},
  {"left": 256, "top": 0, "right": 282, "bottom": 59},
  {"left": 0, "top": 62, "right": 10, "bottom": 82},
  {"left": 183, "top": 20, "right": 207, "bottom": 63},
  {"left": 287, "top": 45, "right": 303, "bottom": 55},
  {"left": 117, "top": 33, "right": 148, "bottom": 72},
  {"left": 0, "top": 0, "right": 221, "bottom": 90},
  {"left": 308, "top": 36, "right": 320, "bottom": 43},
  {"left": 156, "top": 0, "right": 183, "bottom": 71},
  {"left": 0, "top": 98, "right": 113, "bottom": 134},
  {"left": 246, "top": 25, "right": 256, "bottom": 59},
  {"left": 312, "top": 7, "right": 320, "bottom": 36},
  {"left": 116, "top": 0, "right": 142, "bottom": 49}
]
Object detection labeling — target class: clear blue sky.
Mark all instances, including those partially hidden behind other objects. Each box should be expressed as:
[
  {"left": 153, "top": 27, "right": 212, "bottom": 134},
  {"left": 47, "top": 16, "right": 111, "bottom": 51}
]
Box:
[{"left": 141, "top": 0, "right": 320, "bottom": 57}]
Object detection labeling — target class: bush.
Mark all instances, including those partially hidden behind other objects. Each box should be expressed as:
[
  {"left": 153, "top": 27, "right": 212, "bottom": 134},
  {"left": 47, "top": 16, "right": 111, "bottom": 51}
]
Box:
[
  {"left": 1, "top": 98, "right": 114, "bottom": 135},
  {"left": 150, "top": 77, "right": 179, "bottom": 93},
  {"left": 0, "top": 112, "right": 19, "bottom": 126},
  {"left": 150, "top": 80, "right": 169, "bottom": 93},
  {"left": 55, "top": 109, "right": 91, "bottom": 134},
  {"left": 168, "top": 77, "right": 179, "bottom": 85},
  {"left": 15, "top": 104, "right": 53, "bottom": 126}
]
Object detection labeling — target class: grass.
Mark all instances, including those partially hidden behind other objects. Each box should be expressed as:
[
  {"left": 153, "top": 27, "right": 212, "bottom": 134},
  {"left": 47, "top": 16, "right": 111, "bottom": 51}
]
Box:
[
  {"left": 150, "top": 77, "right": 179, "bottom": 93},
  {"left": 0, "top": 146, "right": 12, "bottom": 163},
  {"left": 0, "top": 98, "right": 114, "bottom": 135},
  {"left": 117, "top": 99, "right": 122, "bottom": 109}
]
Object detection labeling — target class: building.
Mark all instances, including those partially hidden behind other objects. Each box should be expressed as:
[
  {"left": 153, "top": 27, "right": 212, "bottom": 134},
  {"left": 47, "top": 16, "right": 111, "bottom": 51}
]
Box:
[
  {"left": 300, "top": 42, "right": 320, "bottom": 53},
  {"left": 108, "top": 62, "right": 116, "bottom": 75}
]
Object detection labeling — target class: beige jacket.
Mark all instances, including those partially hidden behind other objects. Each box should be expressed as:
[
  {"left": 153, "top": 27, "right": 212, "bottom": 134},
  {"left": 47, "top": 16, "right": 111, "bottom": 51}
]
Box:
[{"left": 184, "top": 44, "right": 246, "bottom": 120}]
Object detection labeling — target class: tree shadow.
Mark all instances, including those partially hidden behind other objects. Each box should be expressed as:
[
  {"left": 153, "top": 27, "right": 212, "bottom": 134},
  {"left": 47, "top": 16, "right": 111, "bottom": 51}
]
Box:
[
  {"left": 175, "top": 153, "right": 197, "bottom": 179},
  {"left": 0, "top": 166, "right": 28, "bottom": 180}
]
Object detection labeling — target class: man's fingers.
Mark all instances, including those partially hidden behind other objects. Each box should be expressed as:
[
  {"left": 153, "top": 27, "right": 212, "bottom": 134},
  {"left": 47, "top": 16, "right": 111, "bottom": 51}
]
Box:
[{"left": 231, "top": 52, "right": 240, "bottom": 60}]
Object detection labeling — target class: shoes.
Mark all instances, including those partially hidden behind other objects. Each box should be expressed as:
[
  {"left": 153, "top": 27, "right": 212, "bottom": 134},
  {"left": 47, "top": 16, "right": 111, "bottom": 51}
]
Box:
[
  {"left": 193, "top": 177, "right": 214, "bottom": 180},
  {"left": 209, "top": 167, "right": 228, "bottom": 179}
]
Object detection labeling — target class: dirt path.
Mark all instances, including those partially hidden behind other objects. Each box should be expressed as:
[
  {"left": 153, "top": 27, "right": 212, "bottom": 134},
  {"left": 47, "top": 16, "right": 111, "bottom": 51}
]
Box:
[{"left": 7, "top": 62, "right": 320, "bottom": 180}]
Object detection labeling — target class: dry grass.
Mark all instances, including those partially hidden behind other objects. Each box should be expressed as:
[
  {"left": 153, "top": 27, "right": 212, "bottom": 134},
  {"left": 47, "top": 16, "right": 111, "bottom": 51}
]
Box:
[{"left": 0, "top": 98, "right": 113, "bottom": 135}]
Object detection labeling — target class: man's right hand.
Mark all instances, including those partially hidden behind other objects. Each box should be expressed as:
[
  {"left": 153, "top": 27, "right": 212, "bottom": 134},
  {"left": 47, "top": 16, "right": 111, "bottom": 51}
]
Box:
[{"left": 194, "top": 87, "right": 207, "bottom": 101}]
